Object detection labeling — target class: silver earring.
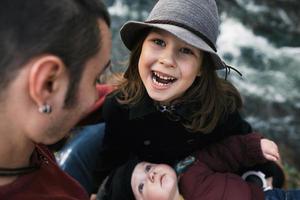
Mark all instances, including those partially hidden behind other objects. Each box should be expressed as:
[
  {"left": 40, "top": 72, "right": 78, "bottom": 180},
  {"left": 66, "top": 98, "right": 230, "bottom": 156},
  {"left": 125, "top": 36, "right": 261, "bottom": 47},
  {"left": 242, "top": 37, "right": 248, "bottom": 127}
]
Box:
[{"left": 39, "top": 104, "right": 52, "bottom": 114}]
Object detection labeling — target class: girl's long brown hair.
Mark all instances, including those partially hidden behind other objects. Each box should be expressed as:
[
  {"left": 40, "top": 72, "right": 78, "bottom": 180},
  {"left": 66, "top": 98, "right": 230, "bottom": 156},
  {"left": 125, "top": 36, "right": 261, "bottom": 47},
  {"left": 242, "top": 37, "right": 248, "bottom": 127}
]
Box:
[{"left": 116, "top": 29, "right": 242, "bottom": 134}]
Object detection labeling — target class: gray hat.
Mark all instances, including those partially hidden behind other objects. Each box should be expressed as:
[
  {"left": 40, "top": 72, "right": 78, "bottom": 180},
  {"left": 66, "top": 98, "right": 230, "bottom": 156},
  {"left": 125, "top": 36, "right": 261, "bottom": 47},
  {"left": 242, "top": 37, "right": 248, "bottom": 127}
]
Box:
[{"left": 120, "top": 0, "right": 226, "bottom": 69}]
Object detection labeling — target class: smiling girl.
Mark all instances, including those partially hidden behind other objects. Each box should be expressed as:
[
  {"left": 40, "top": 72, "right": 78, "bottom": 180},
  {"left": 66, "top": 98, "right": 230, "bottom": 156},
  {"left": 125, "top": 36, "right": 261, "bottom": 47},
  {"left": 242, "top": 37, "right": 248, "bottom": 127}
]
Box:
[{"left": 99, "top": 0, "right": 254, "bottom": 186}]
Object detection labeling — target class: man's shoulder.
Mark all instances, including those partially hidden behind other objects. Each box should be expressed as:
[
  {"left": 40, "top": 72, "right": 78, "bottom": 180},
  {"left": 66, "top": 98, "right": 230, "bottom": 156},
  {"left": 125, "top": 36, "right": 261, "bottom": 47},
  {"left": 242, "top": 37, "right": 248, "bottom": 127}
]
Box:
[{"left": 0, "top": 145, "right": 89, "bottom": 200}]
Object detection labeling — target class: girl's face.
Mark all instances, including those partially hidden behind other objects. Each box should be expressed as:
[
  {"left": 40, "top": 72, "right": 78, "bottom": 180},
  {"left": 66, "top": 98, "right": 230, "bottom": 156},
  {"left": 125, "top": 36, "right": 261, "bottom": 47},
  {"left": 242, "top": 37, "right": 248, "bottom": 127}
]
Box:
[
  {"left": 131, "top": 162, "right": 179, "bottom": 200},
  {"left": 138, "top": 28, "right": 203, "bottom": 104}
]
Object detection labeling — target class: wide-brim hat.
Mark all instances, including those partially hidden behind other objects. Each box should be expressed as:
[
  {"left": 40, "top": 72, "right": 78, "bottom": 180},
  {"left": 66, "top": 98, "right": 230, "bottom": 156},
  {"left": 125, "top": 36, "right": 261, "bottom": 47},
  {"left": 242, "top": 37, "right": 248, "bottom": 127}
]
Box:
[{"left": 120, "top": 0, "right": 226, "bottom": 69}]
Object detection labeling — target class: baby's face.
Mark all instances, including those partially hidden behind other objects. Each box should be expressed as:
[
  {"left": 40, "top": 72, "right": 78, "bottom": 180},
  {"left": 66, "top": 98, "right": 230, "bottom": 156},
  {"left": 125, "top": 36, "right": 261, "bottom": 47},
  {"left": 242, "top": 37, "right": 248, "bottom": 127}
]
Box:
[{"left": 131, "top": 162, "right": 179, "bottom": 200}]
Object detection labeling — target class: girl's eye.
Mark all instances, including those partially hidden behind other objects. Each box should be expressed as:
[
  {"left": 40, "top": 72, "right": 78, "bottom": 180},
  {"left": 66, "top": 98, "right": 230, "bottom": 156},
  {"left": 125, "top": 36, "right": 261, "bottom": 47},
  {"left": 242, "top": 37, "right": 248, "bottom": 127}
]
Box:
[
  {"left": 138, "top": 183, "right": 144, "bottom": 194},
  {"left": 145, "top": 164, "right": 152, "bottom": 172},
  {"left": 180, "top": 47, "right": 194, "bottom": 55},
  {"left": 153, "top": 39, "right": 165, "bottom": 47}
]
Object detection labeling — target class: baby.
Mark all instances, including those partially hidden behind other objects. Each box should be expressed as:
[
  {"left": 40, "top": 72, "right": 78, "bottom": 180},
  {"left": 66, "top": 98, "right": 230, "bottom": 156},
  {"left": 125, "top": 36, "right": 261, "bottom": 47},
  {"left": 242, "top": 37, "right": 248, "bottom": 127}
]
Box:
[{"left": 96, "top": 133, "right": 287, "bottom": 200}]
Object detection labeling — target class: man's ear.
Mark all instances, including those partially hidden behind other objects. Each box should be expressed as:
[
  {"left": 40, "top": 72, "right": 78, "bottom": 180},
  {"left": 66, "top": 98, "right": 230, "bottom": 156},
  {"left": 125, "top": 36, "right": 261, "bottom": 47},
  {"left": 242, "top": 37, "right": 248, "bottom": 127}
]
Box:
[{"left": 28, "top": 55, "right": 66, "bottom": 108}]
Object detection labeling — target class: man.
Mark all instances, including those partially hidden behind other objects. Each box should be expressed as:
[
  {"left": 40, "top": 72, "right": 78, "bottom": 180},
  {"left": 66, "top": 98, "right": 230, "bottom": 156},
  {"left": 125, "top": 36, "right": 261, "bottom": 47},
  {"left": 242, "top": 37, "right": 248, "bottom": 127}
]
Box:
[{"left": 0, "top": 0, "right": 111, "bottom": 199}]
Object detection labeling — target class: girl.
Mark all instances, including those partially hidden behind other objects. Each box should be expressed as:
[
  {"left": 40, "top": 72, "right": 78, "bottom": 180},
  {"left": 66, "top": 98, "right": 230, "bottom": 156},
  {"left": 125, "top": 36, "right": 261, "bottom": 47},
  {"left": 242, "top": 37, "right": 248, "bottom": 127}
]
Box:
[{"left": 99, "top": 0, "right": 257, "bottom": 184}]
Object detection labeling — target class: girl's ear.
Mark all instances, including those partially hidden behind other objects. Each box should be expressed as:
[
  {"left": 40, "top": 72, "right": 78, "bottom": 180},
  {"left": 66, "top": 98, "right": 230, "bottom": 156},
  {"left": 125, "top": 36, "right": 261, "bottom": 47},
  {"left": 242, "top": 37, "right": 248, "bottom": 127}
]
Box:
[
  {"left": 28, "top": 55, "right": 66, "bottom": 108},
  {"left": 197, "top": 61, "right": 203, "bottom": 77},
  {"left": 197, "top": 69, "right": 202, "bottom": 77},
  {"left": 197, "top": 51, "right": 205, "bottom": 77}
]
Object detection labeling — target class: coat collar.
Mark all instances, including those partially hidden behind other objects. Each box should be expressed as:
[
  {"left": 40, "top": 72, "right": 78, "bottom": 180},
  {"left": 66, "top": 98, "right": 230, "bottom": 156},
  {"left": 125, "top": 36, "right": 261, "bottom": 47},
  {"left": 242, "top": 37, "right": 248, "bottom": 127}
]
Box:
[
  {"left": 129, "top": 94, "right": 197, "bottom": 121},
  {"left": 129, "top": 94, "right": 156, "bottom": 120}
]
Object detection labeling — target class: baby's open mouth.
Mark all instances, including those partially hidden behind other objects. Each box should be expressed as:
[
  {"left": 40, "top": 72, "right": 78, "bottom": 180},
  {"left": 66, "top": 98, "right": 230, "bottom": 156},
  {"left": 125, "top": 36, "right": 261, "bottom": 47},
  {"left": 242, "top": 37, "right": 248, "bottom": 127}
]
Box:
[{"left": 151, "top": 70, "right": 177, "bottom": 85}]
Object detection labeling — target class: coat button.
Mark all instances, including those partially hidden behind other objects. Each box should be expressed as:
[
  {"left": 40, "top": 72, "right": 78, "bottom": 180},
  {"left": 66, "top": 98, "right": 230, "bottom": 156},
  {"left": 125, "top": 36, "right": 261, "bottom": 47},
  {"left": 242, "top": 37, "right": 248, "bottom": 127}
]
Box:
[
  {"left": 187, "top": 139, "right": 195, "bottom": 145},
  {"left": 144, "top": 140, "right": 151, "bottom": 146}
]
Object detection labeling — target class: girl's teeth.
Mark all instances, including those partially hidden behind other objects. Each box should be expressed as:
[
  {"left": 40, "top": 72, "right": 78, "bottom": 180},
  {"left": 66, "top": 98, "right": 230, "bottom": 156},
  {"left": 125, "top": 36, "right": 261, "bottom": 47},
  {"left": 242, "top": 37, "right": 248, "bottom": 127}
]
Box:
[
  {"left": 152, "top": 76, "right": 169, "bottom": 86},
  {"left": 154, "top": 71, "right": 175, "bottom": 81}
]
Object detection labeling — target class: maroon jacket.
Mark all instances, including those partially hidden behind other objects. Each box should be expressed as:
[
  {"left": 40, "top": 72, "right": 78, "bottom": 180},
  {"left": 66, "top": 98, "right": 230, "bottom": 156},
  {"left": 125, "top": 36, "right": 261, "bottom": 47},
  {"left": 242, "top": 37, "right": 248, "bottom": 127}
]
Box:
[
  {"left": 179, "top": 133, "right": 266, "bottom": 200},
  {"left": 0, "top": 145, "right": 89, "bottom": 200}
]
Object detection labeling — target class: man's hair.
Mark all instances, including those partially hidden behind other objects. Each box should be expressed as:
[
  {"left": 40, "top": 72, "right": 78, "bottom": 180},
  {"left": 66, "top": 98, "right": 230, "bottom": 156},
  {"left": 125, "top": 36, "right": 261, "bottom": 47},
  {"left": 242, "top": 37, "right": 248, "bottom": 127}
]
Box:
[{"left": 0, "top": 0, "right": 110, "bottom": 107}]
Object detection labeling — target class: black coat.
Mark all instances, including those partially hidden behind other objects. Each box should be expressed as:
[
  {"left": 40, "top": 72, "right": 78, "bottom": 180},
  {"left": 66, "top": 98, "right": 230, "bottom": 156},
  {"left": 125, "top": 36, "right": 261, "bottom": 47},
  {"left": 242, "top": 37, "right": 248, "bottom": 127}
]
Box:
[{"left": 99, "top": 92, "right": 252, "bottom": 174}]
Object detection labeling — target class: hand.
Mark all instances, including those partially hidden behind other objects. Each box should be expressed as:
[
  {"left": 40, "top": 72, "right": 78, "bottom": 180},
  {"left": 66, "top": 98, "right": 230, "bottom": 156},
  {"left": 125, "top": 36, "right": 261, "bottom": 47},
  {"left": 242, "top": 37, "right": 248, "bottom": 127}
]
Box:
[
  {"left": 90, "top": 194, "right": 97, "bottom": 200},
  {"left": 260, "top": 139, "right": 280, "bottom": 161}
]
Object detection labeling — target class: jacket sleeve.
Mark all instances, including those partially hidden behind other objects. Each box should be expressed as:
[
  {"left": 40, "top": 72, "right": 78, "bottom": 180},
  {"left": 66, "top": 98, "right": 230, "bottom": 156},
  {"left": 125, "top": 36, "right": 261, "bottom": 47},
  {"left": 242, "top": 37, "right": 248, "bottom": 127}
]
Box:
[
  {"left": 197, "top": 132, "right": 267, "bottom": 173},
  {"left": 179, "top": 160, "right": 264, "bottom": 200}
]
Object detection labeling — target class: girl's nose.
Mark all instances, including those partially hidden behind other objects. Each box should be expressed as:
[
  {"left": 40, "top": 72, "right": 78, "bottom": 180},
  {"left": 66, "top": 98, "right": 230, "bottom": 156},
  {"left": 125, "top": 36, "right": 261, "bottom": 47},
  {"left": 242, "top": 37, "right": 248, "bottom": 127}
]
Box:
[{"left": 158, "top": 49, "right": 176, "bottom": 68}]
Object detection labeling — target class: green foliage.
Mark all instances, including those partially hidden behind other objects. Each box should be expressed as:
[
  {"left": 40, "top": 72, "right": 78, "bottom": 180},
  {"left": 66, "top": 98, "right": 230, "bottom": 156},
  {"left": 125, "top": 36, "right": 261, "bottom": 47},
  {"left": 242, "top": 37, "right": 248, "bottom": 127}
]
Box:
[{"left": 283, "top": 162, "right": 300, "bottom": 189}]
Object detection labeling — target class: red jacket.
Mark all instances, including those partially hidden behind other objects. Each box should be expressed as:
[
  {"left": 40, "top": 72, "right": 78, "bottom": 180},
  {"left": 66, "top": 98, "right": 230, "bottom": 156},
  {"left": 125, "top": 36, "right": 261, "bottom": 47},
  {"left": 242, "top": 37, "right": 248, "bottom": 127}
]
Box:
[
  {"left": 0, "top": 145, "right": 89, "bottom": 200},
  {"left": 179, "top": 133, "right": 266, "bottom": 200}
]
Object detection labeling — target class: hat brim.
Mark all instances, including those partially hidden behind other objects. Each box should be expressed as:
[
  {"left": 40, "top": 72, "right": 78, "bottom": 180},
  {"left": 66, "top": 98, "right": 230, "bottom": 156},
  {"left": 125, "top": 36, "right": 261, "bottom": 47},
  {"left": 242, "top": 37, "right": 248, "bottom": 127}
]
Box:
[{"left": 120, "top": 21, "right": 226, "bottom": 69}]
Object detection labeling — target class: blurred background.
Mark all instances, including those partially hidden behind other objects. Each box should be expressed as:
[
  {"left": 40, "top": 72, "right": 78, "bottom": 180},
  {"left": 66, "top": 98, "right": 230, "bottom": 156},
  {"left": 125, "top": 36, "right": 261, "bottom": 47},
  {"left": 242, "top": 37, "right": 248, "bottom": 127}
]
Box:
[{"left": 105, "top": 0, "right": 300, "bottom": 187}]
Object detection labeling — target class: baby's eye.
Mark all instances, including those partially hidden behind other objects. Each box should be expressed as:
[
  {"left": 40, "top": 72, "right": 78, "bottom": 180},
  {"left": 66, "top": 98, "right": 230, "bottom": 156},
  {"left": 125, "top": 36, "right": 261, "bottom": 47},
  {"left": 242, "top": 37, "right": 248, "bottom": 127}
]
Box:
[
  {"left": 153, "top": 39, "right": 165, "bottom": 47},
  {"left": 145, "top": 164, "right": 152, "bottom": 172},
  {"left": 180, "top": 47, "right": 194, "bottom": 55},
  {"left": 138, "top": 183, "right": 144, "bottom": 194}
]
